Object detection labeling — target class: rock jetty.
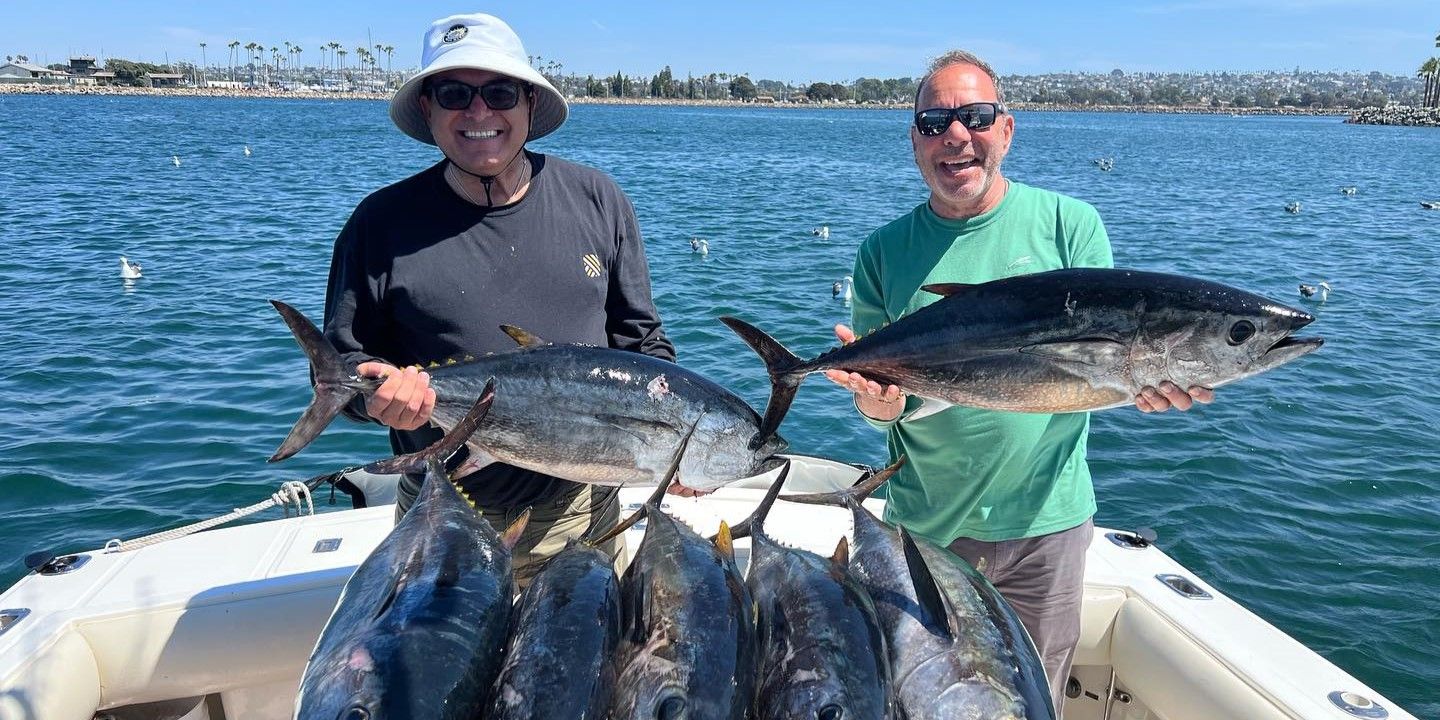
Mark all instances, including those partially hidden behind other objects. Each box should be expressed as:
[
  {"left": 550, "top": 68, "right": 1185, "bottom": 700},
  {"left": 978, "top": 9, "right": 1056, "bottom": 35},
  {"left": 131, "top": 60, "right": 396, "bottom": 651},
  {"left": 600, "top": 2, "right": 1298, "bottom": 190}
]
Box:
[{"left": 1346, "top": 106, "right": 1440, "bottom": 127}]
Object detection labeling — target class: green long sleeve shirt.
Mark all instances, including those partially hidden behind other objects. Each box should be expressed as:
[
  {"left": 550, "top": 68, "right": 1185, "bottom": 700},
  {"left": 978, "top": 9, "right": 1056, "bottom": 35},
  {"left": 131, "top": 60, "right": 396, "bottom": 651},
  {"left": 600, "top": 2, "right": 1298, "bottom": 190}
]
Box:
[{"left": 852, "top": 181, "right": 1114, "bottom": 544}]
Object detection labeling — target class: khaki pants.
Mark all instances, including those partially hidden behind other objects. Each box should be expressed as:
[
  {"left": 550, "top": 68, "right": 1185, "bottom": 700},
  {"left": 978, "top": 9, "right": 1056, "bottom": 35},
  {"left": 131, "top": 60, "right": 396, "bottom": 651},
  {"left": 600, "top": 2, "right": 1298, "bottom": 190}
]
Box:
[
  {"left": 947, "top": 518, "right": 1093, "bottom": 718},
  {"left": 481, "top": 484, "right": 627, "bottom": 593}
]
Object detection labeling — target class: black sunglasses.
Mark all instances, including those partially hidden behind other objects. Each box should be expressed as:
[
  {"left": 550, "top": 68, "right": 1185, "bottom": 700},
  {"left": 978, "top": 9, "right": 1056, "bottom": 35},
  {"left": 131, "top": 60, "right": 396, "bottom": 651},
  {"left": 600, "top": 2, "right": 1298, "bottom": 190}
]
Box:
[
  {"left": 426, "top": 78, "right": 527, "bottom": 111},
  {"left": 914, "top": 102, "right": 1007, "bottom": 136}
]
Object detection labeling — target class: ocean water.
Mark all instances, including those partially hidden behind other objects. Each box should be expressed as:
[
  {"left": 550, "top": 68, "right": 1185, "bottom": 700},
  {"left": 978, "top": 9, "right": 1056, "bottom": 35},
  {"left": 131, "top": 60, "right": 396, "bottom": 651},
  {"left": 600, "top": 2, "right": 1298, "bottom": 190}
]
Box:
[{"left": 1, "top": 95, "right": 1437, "bottom": 715}]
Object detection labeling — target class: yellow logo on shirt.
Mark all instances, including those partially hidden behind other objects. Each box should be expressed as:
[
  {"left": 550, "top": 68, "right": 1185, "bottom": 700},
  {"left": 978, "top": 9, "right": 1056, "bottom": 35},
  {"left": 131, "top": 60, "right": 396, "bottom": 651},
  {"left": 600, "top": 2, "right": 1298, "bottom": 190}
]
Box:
[{"left": 582, "top": 253, "right": 603, "bottom": 278}]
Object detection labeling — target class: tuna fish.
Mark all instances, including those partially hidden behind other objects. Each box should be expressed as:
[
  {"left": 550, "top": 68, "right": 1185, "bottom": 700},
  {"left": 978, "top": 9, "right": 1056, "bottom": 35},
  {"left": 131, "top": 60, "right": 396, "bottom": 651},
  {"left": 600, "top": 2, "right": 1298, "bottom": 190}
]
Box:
[
  {"left": 268, "top": 300, "right": 787, "bottom": 491},
  {"left": 293, "top": 385, "right": 528, "bottom": 720},
  {"left": 605, "top": 473, "right": 757, "bottom": 718},
  {"left": 721, "top": 268, "right": 1323, "bottom": 438},
  {"left": 738, "top": 461, "right": 895, "bottom": 720},
  {"left": 814, "top": 475, "right": 1052, "bottom": 720},
  {"left": 487, "top": 423, "right": 698, "bottom": 720}
]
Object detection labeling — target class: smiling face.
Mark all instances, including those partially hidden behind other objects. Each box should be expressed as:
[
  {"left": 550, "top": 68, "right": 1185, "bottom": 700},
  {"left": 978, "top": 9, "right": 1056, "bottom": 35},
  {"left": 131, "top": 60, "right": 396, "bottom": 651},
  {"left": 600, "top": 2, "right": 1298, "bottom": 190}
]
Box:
[
  {"left": 420, "top": 68, "right": 532, "bottom": 176},
  {"left": 911, "top": 63, "right": 1015, "bottom": 219}
]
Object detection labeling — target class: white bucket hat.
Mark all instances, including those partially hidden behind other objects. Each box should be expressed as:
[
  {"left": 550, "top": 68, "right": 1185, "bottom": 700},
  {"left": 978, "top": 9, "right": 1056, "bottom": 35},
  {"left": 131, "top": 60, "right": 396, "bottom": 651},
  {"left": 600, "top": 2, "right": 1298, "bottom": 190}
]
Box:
[{"left": 389, "top": 12, "right": 567, "bottom": 144}]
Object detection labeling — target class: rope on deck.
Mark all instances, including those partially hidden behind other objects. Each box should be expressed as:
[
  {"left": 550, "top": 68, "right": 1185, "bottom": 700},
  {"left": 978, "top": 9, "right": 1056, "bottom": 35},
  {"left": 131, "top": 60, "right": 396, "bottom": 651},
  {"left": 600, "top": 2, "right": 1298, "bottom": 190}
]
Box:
[{"left": 103, "top": 480, "right": 316, "bottom": 554}]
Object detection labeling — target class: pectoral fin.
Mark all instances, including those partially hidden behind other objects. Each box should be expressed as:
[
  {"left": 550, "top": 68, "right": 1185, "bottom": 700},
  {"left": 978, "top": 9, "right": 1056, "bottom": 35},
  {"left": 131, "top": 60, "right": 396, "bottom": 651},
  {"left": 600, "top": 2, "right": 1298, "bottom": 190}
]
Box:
[
  {"left": 902, "top": 397, "right": 953, "bottom": 423},
  {"left": 899, "top": 527, "right": 957, "bottom": 641}
]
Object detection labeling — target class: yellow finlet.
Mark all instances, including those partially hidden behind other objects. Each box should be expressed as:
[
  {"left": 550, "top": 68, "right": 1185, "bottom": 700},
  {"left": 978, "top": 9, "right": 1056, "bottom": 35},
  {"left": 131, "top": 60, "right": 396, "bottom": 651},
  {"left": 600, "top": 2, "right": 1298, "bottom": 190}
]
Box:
[{"left": 715, "top": 520, "right": 734, "bottom": 559}]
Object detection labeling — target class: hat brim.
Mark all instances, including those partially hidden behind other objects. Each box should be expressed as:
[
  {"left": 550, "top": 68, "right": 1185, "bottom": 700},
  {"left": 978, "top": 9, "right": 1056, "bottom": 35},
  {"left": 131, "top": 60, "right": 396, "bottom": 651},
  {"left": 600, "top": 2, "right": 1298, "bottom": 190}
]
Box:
[{"left": 389, "top": 54, "right": 567, "bottom": 144}]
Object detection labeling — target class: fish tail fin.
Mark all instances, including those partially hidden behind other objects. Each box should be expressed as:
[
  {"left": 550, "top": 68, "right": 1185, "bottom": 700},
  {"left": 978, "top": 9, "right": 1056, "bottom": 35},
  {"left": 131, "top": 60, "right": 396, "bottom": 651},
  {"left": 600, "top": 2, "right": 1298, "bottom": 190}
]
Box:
[
  {"left": 268, "top": 300, "right": 370, "bottom": 462},
  {"left": 778, "top": 455, "right": 906, "bottom": 507},
  {"left": 718, "top": 315, "right": 808, "bottom": 442}
]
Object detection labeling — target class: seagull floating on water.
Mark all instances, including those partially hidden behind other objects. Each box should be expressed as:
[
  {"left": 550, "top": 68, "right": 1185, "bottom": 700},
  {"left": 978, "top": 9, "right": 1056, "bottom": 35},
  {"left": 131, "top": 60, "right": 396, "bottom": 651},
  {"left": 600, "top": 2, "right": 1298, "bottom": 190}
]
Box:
[
  {"left": 1285, "top": 201, "right": 1301, "bottom": 214},
  {"left": 243, "top": 145, "right": 252, "bottom": 157},
  {"left": 811, "top": 225, "right": 830, "bottom": 238},
  {"left": 1339, "top": 186, "right": 1357, "bottom": 196},
  {"left": 832, "top": 275, "right": 853, "bottom": 302},
  {"left": 689, "top": 237, "right": 709, "bottom": 255},
  {"left": 1298, "top": 281, "right": 1330, "bottom": 302},
  {"left": 119, "top": 256, "right": 143, "bottom": 280},
  {"left": 1421, "top": 201, "right": 1440, "bottom": 210}
]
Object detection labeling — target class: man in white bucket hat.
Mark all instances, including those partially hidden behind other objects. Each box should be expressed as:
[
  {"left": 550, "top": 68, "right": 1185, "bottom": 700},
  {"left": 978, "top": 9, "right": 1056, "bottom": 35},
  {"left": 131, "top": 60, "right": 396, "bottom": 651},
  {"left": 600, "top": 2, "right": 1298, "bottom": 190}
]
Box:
[{"left": 319, "top": 12, "right": 672, "bottom": 588}]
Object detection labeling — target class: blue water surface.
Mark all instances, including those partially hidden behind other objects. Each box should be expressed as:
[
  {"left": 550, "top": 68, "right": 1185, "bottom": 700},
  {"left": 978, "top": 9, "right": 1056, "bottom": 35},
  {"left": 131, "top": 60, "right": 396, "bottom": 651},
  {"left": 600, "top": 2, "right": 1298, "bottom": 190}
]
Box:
[{"left": 0, "top": 95, "right": 1436, "bottom": 716}]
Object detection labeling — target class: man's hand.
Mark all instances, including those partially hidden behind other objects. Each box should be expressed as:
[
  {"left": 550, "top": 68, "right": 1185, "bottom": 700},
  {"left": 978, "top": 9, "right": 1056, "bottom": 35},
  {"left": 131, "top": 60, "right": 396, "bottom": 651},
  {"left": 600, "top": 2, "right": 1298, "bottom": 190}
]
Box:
[
  {"left": 823, "top": 324, "right": 906, "bottom": 421},
  {"left": 1134, "top": 381, "right": 1214, "bottom": 413},
  {"left": 356, "top": 361, "right": 437, "bottom": 430}
]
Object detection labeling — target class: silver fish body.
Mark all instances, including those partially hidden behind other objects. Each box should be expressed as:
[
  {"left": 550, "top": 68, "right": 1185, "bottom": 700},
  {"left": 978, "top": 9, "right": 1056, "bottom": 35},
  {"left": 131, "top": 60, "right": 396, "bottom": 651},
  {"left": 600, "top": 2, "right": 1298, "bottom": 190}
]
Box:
[
  {"left": 847, "top": 502, "right": 1053, "bottom": 720},
  {"left": 269, "top": 301, "right": 786, "bottom": 491},
  {"left": 724, "top": 268, "right": 1323, "bottom": 437}
]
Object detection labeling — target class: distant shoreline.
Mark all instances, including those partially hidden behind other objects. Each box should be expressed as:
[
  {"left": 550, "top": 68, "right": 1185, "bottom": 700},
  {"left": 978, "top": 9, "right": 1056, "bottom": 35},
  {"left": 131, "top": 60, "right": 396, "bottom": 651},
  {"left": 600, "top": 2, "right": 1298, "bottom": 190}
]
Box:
[{"left": 0, "top": 83, "right": 1354, "bottom": 117}]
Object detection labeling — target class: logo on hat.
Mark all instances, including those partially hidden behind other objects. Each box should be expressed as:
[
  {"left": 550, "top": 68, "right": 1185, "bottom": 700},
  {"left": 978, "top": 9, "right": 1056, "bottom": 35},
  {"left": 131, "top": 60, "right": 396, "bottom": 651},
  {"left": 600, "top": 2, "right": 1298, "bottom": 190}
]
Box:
[{"left": 442, "top": 24, "right": 468, "bottom": 43}]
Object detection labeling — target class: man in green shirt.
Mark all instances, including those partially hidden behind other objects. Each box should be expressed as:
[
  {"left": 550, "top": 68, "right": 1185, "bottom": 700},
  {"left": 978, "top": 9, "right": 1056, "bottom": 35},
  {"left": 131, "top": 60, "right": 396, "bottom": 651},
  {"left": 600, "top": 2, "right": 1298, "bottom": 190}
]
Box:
[{"left": 826, "top": 50, "right": 1213, "bottom": 714}]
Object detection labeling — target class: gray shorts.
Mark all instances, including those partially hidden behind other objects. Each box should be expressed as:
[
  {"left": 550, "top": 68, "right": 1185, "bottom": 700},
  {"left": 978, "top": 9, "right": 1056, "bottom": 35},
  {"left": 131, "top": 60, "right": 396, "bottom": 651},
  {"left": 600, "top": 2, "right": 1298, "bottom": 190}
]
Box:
[{"left": 947, "top": 518, "right": 1093, "bottom": 717}]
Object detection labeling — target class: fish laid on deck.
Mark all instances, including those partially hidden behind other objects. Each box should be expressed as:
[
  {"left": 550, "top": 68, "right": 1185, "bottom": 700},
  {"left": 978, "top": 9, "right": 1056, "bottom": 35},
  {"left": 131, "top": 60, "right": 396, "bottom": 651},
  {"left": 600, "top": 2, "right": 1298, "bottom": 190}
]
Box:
[
  {"left": 268, "top": 300, "right": 786, "bottom": 492},
  {"left": 788, "top": 459, "right": 1052, "bottom": 719},
  {"left": 606, "top": 487, "right": 757, "bottom": 718},
  {"left": 738, "top": 462, "right": 895, "bottom": 719},
  {"left": 294, "top": 386, "right": 528, "bottom": 719},
  {"left": 723, "top": 268, "right": 1323, "bottom": 437}
]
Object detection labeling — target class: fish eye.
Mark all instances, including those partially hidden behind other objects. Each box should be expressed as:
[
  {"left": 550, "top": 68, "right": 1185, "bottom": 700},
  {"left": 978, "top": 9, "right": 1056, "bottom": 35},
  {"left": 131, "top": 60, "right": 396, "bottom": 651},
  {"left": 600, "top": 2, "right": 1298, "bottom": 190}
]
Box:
[
  {"left": 341, "top": 707, "right": 370, "bottom": 720},
  {"left": 819, "top": 705, "right": 845, "bottom": 720},
  {"left": 1227, "top": 320, "right": 1256, "bottom": 346},
  {"left": 657, "top": 696, "right": 687, "bottom": 720}
]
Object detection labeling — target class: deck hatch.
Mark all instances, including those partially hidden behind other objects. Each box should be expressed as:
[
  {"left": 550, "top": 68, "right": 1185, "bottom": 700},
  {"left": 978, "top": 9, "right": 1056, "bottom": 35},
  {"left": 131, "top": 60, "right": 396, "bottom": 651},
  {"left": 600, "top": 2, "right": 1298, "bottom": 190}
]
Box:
[{"left": 313, "top": 538, "right": 343, "bottom": 553}]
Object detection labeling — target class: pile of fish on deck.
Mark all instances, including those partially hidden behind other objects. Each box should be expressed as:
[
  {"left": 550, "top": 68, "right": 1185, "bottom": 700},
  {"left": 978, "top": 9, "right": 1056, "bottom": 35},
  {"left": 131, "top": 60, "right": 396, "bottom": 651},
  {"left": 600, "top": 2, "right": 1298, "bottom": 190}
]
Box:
[{"left": 270, "top": 268, "right": 1323, "bottom": 719}]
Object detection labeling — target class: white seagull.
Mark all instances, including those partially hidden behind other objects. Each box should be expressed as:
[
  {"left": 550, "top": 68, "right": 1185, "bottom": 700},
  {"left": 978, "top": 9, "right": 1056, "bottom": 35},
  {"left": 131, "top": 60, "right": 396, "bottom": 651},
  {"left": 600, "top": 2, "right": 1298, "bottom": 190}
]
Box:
[
  {"left": 832, "top": 275, "right": 853, "bottom": 302},
  {"left": 119, "top": 256, "right": 143, "bottom": 280},
  {"left": 243, "top": 145, "right": 252, "bottom": 157},
  {"left": 171, "top": 155, "right": 181, "bottom": 167},
  {"left": 1285, "top": 201, "right": 1301, "bottom": 214},
  {"left": 811, "top": 225, "right": 830, "bottom": 238},
  {"left": 689, "top": 237, "right": 709, "bottom": 255},
  {"left": 1298, "top": 281, "right": 1330, "bottom": 302},
  {"left": 1339, "top": 186, "right": 1357, "bottom": 196}
]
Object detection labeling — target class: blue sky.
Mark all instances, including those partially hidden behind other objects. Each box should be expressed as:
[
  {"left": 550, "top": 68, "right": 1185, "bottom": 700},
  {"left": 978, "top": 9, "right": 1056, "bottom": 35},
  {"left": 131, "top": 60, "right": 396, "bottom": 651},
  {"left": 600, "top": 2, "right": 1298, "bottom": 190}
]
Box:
[{"left": 2, "top": 1, "right": 1436, "bottom": 79}]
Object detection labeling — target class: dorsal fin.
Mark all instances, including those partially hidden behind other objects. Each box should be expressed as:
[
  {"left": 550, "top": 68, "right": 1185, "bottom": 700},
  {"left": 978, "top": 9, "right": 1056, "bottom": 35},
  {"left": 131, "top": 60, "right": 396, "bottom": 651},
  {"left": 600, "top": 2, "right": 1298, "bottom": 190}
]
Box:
[
  {"left": 899, "top": 526, "right": 955, "bottom": 641},
  {"left": 920, "top": 282, "right": 977, "bottom": 297},
  {"left": 715, "top": 520, "right": 734, "bottom": 560},
  {"left": 722, "top": 459, "right": 790, "bottom": 541},
  {"left": 500, "top": 325, "right": 549, "bottom": 348},
  {"left": 830, "top": 536, "right": 850, "bottom": 567},
  {"left": 500, "top": 509, "right": 531, "bottom": 550}
]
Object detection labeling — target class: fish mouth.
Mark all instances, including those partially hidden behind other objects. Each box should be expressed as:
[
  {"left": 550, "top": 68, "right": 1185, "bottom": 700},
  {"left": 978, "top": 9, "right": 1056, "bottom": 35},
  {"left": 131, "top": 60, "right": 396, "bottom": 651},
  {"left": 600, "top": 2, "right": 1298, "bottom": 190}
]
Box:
[{"left": 1263, "top": 334, "right": 1324, "bottom": 363}]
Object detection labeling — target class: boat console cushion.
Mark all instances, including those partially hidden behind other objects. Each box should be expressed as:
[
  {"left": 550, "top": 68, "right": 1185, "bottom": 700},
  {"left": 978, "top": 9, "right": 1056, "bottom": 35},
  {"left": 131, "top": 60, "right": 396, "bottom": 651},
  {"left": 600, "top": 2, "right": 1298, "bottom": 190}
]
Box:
[{"left": 1110, "top": 598, "right": 1289, "bottom": 720}]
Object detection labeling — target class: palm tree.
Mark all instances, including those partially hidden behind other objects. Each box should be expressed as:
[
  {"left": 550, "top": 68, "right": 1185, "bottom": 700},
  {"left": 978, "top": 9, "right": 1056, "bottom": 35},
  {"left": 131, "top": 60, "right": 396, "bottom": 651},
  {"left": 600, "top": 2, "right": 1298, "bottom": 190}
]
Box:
[
  {"left": 382, "top": 45, "right": 394, "bottom": 87},
  {"left": 1421, "top": 57, "right": 1439, "bottom": 108},
  {"left": 198, "top": 42, "right": 207, "bottom": 85},
  {"left": 228, "top": 40, "right": 240, "bottom": 81}
]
